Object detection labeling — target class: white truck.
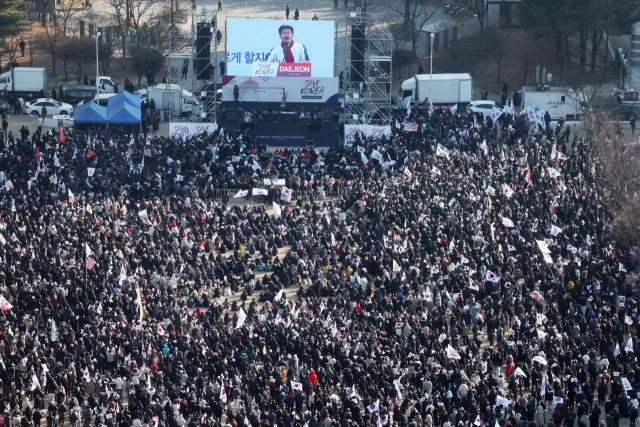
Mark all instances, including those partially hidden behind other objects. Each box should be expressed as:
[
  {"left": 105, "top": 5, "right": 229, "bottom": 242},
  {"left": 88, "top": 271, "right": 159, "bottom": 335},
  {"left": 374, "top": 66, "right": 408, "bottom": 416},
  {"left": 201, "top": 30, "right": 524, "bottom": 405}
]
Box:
[
  {"left": 145, "top": 84, "right": 202, "bottom": 117},
  {"left": 0, "top": 68, "right": 47, "bottom": 97},
  {"left": 398, "top": 73, "right": 472, "bottom": 106},
  {"left": 521, "top": 86, "right": 588, "bottom": 120}
]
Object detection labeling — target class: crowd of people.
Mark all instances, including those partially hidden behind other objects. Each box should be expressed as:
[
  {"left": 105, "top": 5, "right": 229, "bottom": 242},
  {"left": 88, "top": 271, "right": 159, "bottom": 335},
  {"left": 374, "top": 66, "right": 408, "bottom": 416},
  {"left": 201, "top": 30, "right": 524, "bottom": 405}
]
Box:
[{"left": 0, "top": 100, "right": 637, "bottom": 427}]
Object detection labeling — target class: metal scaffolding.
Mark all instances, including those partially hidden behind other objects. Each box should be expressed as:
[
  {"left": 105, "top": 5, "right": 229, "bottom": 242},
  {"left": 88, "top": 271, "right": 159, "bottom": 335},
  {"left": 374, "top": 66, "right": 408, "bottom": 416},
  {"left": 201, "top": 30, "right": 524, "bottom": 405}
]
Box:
[
  {"left": 166, "top": 7, "right": 218, "bottom": 123},
  {"left": 344, "top": 11, "right": 393, "bottom": 125}
]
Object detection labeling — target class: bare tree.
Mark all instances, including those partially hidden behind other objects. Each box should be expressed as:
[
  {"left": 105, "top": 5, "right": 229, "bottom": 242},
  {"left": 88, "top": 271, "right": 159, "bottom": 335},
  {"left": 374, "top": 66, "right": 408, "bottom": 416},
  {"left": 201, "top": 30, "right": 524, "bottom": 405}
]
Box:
[
  {"left": 128, "top": 0, "right": 163, "bottom": 39},
  {"left": 57, "top": 0, "right": 82, "bottom": 35},
  {"left": 565, "top": 73, "right": 607, "bottom": 115},
  {"left": 105, "top": 0, "right": 128, "bottom": 57},
  {"left": 56, "top": 33, "right": 76, "bottom": 80},
  {"left": 586, "top": 110, "right": 640, "bottom": 259},
  {"left": 98, "top": 41, "right": 113, "bottom": 74},
  {"left": 28, "top": 30, "right": 36, "bottom": 67},
  {"left": 490, "top": 29, "right": 510, "bottom": 83},
  {"left": 386, "top": 0, "right": 442, "bottom": 57},
  {"left": 473, "top": 0, "right": 489, "bottom": 34},
  {"left": 519, "top": 32, "right": 537, "bottom": 86},
  {"left": 71, "top": 38, "right": 94, "bottom": 83},
  {"left": 40, "top": 22, "right": 62, "bottom": 74}
]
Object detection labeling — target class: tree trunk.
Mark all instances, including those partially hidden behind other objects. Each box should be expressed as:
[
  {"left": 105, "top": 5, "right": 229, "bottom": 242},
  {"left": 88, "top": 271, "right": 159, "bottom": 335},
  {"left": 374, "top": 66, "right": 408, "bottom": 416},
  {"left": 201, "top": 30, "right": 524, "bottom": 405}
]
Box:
[
  {"left": 580, "top": 25, "right": 587, "bottom": 76},
  {"left": 591, "top": 29, "right": 601, "bottom": 73},
  {"left": 121, "top": 28, "right": 127, "bottom": 58},
  {"left": 564, "top": 30, "right": 571, "bottom": 67},
  {"left": 403, "top": 0, "right": 410, "bottom": 28},
  {"left": 496, "top": 61, "right": 501, "bottom": 82},
  {"left": 554, "top": 29, "right": 562, "bottom": 63},
  {"left": 603, "top": 31, "right": 608, "bottom": 83},
  {"left": 170, "top": 0, "right": 174, "bottom": 26},
  {"left": 41, "top": 1, "right": 49, "bottom": 27},
  {"left": 50, "top": 54, "right": 57, "bottom": 74},
  {"left": 138, "top": 74, "right": 142, "bottom": 86},
  {"left": 63, "top": 61, "right": 69, "bottom": 79}
]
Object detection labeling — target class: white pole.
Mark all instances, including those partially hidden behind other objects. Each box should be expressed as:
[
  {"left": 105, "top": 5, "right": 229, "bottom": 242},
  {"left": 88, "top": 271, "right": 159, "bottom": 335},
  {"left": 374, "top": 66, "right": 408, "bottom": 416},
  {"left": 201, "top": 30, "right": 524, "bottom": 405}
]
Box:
[
  {"left": 430, "top": 33, "right": 434, "bottom": 110},
  {"left": 95, "top": 32, "right": 101, "bottom": 103}
]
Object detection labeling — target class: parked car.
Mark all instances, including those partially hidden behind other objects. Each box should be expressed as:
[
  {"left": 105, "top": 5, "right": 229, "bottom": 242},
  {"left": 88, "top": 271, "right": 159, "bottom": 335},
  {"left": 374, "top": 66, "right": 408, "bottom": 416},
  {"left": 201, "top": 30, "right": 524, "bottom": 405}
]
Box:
[
  {"left": 466, "top": 100, "right": 501, "bottom": 117},
  {"left": 24, "top": 98, "right": 74, "bottom": 116},
  {"left": 610, "top": 104, "right": 639, "bottom": 121}
]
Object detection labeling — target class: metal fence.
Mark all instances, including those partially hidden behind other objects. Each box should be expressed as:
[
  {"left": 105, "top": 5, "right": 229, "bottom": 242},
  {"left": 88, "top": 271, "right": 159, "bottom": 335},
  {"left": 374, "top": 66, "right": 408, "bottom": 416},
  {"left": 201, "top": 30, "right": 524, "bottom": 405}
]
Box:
[{"left": 209, "top": 188, "right": 342, "bottom": 203}]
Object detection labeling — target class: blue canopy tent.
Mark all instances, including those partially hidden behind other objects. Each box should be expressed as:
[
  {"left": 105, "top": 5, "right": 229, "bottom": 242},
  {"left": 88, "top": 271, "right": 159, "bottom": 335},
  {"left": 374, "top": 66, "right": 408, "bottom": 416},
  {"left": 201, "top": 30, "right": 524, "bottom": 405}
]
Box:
[
  {"left": 107, "top": 101, "right": 141, "bottom": 125},
  {"left": 107, "top": 91, "right": 141, "bottom": 108},
  {"left": 73, "top": 101, "right": 108, "bottom": 124}
]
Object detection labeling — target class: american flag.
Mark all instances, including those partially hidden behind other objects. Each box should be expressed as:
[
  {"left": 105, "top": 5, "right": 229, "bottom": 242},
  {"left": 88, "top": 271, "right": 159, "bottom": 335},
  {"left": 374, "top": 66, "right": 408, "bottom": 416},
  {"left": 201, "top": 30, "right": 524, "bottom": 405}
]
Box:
[
  {"left": 126, "top": 147, "right": 134, "bottom": 156},
  {"left": 144, "top": 147, "right": 152, "bottom": 157},
  {"left": 86, "top": 257, "right": 96, "bottom": 270},
  {"left": 403, "top": 120, "right": 418, "bottom": 132}
]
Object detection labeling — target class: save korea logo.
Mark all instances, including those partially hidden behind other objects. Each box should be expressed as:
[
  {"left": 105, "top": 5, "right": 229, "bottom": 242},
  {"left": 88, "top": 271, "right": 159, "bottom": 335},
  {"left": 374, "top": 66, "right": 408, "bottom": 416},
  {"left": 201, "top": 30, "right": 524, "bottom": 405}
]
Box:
[
  {"left": 254, "top": 63, "right": 277, "bottom": 76},
  {"left": 369, "top": 127, "right": 385, "bottom": 139},
  {"left": 345, "top": 126, "right": 363, "bottom": 142},
  {"left": 300, "top": 79, "right": 325, "bottom": 99}
]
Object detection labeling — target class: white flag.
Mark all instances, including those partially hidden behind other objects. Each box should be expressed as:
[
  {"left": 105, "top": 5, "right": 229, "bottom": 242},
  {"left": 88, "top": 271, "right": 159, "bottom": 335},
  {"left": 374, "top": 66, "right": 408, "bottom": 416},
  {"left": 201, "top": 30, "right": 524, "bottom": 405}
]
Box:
[
  {"left": 550, "top": 225, "right": 562, "bottom": 236},
  {"left": 626, "top": 337, "right": 634, "bottom": 353},
  {"left": 236, "top": 308, "right": 247, "bottom": 329},
  {"left": 532, "top": 355, "right": 547, "bottom": 365},
  {"left": 252, "top": 188, "right": 268, "bottom": 196},
  {"left": 447, "top": 345, "right": 461, "bottom": 360},
  {"left": 87, "top": 167, "right": 95, "bottom": 177},
  {"left": 272, "top": 203, "right": 282, "bottom": 218},
  {"left": 361, "top": 151, "right": 368, "bottom": 165},
  {"left": 274, "top": 289, "right": 283, "bottom": 301},
  {"left": 233, "top": 190, "right": 248, "bottom": 199}
]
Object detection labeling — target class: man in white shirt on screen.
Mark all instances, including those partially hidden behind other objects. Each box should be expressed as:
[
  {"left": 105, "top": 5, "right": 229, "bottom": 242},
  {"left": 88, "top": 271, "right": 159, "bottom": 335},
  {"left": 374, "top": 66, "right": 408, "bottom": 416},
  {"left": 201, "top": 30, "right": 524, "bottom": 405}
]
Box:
[{"left": 264, "top": 25, "right": 310, "bottom": 63}]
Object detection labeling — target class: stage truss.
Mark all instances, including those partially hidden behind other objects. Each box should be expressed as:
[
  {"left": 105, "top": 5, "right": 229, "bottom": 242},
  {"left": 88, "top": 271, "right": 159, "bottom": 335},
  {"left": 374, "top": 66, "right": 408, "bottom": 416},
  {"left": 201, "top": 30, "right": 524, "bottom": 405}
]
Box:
[
  {"left": 166, "top": 7, "right": 218, "bottom": 123},
  {"left": 344, "top": 11, "right": 393, "bottom": 125}
]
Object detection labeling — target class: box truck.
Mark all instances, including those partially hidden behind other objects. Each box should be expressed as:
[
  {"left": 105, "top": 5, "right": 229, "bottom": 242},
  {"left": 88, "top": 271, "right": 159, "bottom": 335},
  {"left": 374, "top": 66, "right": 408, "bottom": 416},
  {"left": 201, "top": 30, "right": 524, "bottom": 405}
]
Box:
[
  {"left": 521, "top": 86, "right": 588, "bottom": 120},
  {"left": 0, "top": 68, "right": 47, "bottom": 97},
  {"left": 145, "top": 84, "right": 202, "bottom": 117},
  {"left": 398, "top": 73, "right": 472, "bottom": 106}
]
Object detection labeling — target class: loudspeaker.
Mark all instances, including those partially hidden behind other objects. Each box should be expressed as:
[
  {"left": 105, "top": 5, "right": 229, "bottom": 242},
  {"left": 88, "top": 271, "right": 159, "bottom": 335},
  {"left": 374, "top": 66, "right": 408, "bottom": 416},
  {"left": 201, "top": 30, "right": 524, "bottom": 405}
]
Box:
[
  {"left": 350, "top": 24, "right": 365, "bottom": 83},
  {"left": 196, "top": 22, "right": 212, "bottom": 80}
]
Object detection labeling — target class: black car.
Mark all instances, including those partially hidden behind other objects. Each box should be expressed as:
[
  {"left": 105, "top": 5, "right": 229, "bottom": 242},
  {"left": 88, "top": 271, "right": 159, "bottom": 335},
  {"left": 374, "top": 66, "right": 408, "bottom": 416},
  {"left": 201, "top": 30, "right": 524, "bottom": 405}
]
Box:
[{"left": 610, "top": 104, "right": 639, "bottom": 120}]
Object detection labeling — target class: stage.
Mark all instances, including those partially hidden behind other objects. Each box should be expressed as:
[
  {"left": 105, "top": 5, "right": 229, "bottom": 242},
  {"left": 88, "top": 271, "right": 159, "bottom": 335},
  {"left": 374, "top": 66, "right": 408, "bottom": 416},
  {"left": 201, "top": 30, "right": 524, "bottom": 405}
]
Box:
[{"left": 219, "top": 101, "right": 340, "bottom": 147}]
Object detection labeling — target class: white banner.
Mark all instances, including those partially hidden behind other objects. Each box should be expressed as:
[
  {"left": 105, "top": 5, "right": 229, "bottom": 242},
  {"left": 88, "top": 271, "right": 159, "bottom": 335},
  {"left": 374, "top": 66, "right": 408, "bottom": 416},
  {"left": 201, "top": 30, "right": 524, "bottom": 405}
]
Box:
[
  {"left": 344, "top": 125, "right": 391, "bottom": 146},
  {"left": 222, "top": 76, "right": 339, "bottom": 104},
  {"left": 169, "top": 123, "right": 218, "bottom": 140}
]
